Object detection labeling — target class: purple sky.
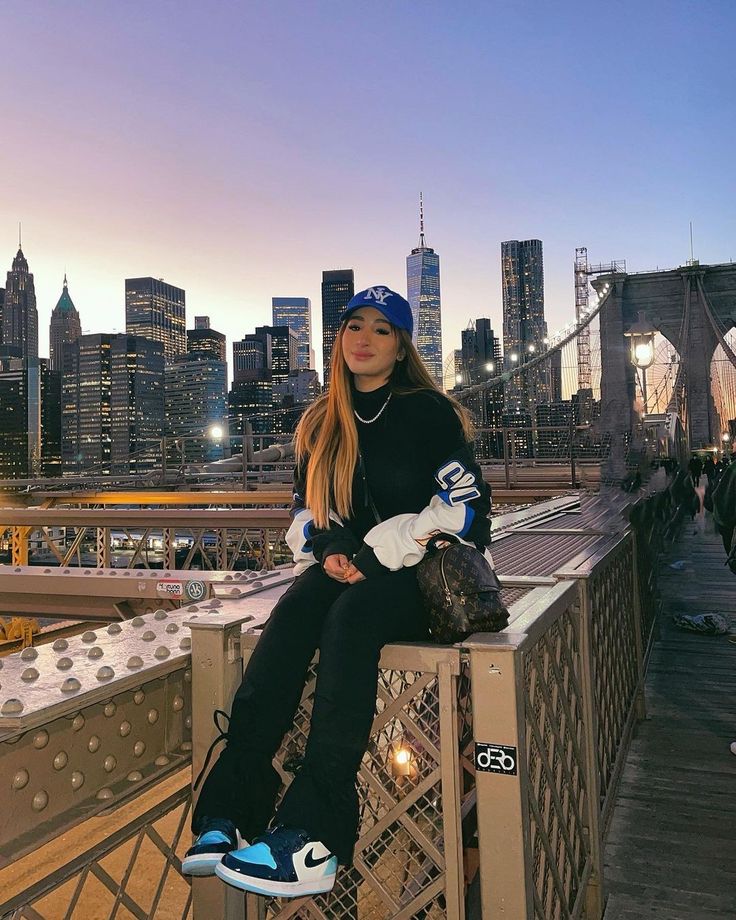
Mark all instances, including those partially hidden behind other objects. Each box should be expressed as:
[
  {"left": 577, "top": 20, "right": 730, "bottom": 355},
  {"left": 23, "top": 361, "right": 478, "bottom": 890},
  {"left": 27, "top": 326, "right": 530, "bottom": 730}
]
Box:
[{"left": 2, "top": 0, "right": 735, "bottom": 377}]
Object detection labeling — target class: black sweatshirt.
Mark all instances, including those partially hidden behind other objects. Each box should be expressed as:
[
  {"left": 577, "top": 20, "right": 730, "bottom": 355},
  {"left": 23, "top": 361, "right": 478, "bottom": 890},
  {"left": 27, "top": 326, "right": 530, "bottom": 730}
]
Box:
[{"left": 286, "top": 384, "right": 492, "bottom": 578}]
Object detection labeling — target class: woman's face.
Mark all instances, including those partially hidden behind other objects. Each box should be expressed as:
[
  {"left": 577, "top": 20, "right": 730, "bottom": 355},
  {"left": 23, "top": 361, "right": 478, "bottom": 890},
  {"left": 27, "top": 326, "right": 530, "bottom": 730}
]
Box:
[{"left": 341, "top": 307, "right": 403, "bottom": 391}]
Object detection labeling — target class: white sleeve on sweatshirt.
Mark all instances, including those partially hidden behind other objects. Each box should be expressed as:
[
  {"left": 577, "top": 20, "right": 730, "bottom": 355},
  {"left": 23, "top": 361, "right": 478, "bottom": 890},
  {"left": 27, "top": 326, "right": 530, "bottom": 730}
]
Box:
[{"left": 361, "top": 458, "right": 483, "bottom": 571}]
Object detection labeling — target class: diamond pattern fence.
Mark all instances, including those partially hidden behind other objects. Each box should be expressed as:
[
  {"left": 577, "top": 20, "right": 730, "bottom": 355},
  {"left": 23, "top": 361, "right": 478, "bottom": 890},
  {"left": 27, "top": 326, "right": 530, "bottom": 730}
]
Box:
[
  {"left": 241, "top": 646, "right": 468, "bottom": 920},
  {"left": 0, "top": 779, "right": 193, "bottom": 920}
]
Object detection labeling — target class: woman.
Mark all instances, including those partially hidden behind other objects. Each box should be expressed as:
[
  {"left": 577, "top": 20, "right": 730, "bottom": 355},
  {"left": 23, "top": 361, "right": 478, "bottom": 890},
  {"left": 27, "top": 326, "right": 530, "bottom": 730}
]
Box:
[{"left": 182, "top": 285, "right": 491, "bottom": 898}]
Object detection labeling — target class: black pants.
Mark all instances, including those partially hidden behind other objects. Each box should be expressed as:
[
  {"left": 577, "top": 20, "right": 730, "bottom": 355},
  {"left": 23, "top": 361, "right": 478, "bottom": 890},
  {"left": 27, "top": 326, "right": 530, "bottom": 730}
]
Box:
[{"left": 192, "top": 564, "right": 428, "bottom": 865}]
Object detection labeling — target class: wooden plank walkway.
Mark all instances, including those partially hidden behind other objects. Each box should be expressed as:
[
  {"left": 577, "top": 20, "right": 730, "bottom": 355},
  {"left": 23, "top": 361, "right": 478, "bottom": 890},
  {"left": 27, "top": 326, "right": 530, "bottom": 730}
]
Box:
[{"left": 603, "top": 512, "right": 736, "bottom": 919}]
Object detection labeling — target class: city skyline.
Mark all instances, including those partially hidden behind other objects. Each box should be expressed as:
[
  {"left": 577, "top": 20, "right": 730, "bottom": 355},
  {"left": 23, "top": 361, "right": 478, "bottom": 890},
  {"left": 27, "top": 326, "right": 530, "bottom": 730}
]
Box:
[{"left": 2, "top": 2, "right": 734, "bottom": 379}]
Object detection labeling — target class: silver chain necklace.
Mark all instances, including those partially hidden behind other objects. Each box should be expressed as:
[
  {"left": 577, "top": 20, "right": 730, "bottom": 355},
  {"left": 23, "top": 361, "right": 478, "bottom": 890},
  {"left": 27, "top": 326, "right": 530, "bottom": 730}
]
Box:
[{"left": 354, "top": 392, "right": 392, "bottom": 424}]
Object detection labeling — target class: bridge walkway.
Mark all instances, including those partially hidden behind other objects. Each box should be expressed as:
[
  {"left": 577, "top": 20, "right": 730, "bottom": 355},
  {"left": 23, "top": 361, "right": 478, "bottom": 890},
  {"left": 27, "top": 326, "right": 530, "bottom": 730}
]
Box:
[{"left": 603, "top": 517, "right": 736, "bottom": 918}]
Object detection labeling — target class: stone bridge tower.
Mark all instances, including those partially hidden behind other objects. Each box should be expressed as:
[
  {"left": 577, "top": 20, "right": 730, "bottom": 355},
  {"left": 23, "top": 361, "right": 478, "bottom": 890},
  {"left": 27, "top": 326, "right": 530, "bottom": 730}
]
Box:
[{"left": 596, "top": 262, "right": 736, "bottom": 467}]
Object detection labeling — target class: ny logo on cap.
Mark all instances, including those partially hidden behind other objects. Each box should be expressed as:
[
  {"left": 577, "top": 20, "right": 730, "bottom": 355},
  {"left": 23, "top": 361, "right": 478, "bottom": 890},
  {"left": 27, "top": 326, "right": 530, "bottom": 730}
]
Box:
[{"left": 364, "top": 287, "right": 391, "bottom": 305}]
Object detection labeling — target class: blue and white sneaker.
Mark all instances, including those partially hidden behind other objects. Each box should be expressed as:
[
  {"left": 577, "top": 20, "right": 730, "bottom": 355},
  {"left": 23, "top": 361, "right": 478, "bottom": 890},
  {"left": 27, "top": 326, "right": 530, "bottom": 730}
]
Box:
[
  {"left": 182, "top": 817, "right": 246, "bottom": 877},
  {"left": 215, "top": 825, "right": 338, "bottom": 897}
]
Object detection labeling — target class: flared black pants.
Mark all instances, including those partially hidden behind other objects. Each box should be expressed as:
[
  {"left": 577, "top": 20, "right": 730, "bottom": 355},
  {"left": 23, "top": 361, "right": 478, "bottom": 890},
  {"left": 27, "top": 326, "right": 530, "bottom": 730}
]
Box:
[{"left": 192, "top": 563, "right": 428, "bottom": 864}]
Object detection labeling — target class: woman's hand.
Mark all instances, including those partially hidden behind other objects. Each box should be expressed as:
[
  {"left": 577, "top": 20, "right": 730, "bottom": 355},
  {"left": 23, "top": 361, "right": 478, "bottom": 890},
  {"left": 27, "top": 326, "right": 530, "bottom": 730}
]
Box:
[
  {"left": 344, "top": 563, "right": 366, "bottom": 584},
  {"left": 323, "top": 554, "right": 351, "bottom": 582}
]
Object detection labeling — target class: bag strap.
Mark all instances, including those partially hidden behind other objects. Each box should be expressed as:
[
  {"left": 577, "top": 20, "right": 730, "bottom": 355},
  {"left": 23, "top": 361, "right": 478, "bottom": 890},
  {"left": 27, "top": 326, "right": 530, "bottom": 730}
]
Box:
[{"left": 358, "top": 450, "right": 382, "bottom": 525}]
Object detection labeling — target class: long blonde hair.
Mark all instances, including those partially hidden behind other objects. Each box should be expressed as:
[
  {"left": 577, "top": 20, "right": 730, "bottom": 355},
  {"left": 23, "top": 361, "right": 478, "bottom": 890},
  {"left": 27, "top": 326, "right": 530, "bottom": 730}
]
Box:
[{"left": 295, "top": 324, "right": 473, "bottom": 529}]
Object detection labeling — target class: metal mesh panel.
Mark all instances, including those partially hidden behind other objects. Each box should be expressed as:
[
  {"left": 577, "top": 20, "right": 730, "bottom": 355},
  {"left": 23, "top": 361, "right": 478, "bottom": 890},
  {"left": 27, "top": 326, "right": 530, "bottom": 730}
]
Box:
[
  {"left": 588, "top": 539, "right": 638, "bottom": 812},
  {"left": 1, "top": 785, "right": 192, "bottom": 920},
  {"left": 264, "top": 660, "right": 463, "bottom": 919},
  {"left": 493, "top": 533, "right": 603, "bottom": 576},
  {"left": 522, "top": 607, "right": 590, "bottom": 920}
]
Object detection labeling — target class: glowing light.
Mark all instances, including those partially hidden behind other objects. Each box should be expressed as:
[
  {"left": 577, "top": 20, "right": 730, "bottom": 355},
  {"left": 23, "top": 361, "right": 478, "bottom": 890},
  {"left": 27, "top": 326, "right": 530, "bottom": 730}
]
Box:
[
  {"left": 634, "top": 342, "right": 654, "bottom": 367},
  {"left": 723, "top": 433, "right": 731, "bottom": 442},
  {"left": 510, "top": 353, "right": 518, "bottom": 363},
  {"left": 485, "top": 362, "right": 495, "bottom": 372},
  {"left": 209, "top": 425, "right": 224, "bottom": 439},
  {"left": 528, "top": 344, "right": 536, "bottom": 353},
  {"left": 455, "top": 374, "right": 463, "bottom": 384}
]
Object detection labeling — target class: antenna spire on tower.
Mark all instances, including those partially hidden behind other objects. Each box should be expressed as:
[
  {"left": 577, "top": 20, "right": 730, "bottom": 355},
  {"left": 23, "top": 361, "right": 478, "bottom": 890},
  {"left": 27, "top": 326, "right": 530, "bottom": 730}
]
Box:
[
  {"left": 419, "top": 192, "right": 426, "bottom": 248},
  {"left": 18, "top": 222, "right": 22, "bottom": 249}
]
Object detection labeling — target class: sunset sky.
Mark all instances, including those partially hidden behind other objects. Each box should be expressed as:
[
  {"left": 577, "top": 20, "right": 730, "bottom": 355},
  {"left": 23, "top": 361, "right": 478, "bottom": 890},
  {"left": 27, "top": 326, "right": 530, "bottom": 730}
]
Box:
[{"left": 2, "top": 0, "right": 735, "bottom": 377}]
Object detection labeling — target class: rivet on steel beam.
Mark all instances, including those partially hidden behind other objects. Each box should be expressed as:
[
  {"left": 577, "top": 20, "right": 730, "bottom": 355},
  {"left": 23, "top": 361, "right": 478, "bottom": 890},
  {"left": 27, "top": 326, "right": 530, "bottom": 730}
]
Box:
[
  {"left": 33, "top": 730, "right": 49, "bottom": 749},
  {"left": 72, "top": 714, "right": 85, "bottom": 731},
  {"left": 57, "top": 658, "right": 73, "bottom": 670},
  {"left": 32, "top": 791, "right": 49, "bottom": 811},
  {"left": 12, "top": 769, "right": 29, "bottom": 790},
  {"left": 133, "top": 690, "right": 145, "bottom": 704},
  {"left": 127, "top": 656, "right": 144, "bottom": 669},
  {"left": 127, "top": 770, "right": 143, "bottom": 782},
  {"left": 134, "top": 741, "right": 146, "bottom": 757},
  {"left": 185, "top": 715, "right": 192, "bottom": 729},
  {"left": 81, "top": 631, "right": 97, "bottom": 644},
  {"left": 103, "top": 702, "right": 116, "bottom": 717},
  {"left": 61, "top": 678, "right": 81, "bottom": 694},
  {"left": 22, "top": 668, "right": 40, "bottom": 682},
  {"left": 2, "top": 699, "right": 23, "bottom": 714},
  {"left": 148, "top": 709, "right": 159, "bottom": 724},
  {"left": 186, "top": 606, "right": 198, "bottom": 612},
  {"left": 172, "top": 695, "right": 184, "bottom": 712},
  {"left": 71, "top": 771, "right": 85, "bottom": 790},
  {"left": 209, "top": 599, "right": 223, "bottom": 608},
  {"left": 165, "top": 623, "right": 179, "bottom": 634},
  {"left": 53, "top": 639, "right": 69, "bottom": 651},
  {"left": 104, "top": 755, "right": 117, "bottom": 773},
  {"left": 131, "top": 616, "right": 145, "bottom": 627},
  {"left": 53, "top": 751, "right": 68, "bottom": 771},
  {"left": 96, "top": 788, "right": 114, "bottom": 801},
  {"left": 107, "top": 624, "right": 122, "bottom": 635},
  {"left": 154, "top": 610, "right": 168, "bottom": 620},
  {"left": 97, "top": 667, "right": 115, "bottom": 681},
  {"left": 184, "top": 669, "right": 192, "bottom": 682},
  {"left": 142, "top": 631, "right": 156, "bottom": 642},
  {"left": 181, "top": 741, "right": 192, "bottom": 752},
  {"left": 136, "top": 571, "right": 144, "bottom": 577},
  {"left": 21, "top": 648, "right": 38, "bottom": 661},
  {"left": 88, "top": 735, "right": 100, "bottom": 753},
  {"left": 179, "top": 637, "right": 192, "bottom": 650},
  {"left": 88, "top": 647, "right": 104, "bottom": 659},
  {"left": 155, "top": 755, "right": 170, "bottom": 766},
  {"left": 154, "top": 646, "right": 170, "bottom": 660},
  {"left": 119, "top": 721, "right": 131, "bottom": 737}
]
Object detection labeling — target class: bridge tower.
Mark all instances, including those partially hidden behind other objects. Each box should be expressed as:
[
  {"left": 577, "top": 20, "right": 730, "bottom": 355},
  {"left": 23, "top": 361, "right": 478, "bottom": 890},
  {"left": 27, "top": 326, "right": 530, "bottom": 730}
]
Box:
[{"left": 596, "top": 261, "right": 736, "bottom": 471}]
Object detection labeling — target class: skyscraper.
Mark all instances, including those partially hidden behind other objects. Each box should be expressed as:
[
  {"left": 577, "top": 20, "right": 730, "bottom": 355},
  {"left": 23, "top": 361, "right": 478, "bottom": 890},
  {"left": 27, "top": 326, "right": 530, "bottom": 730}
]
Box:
[
  {"left": 501, "top": 239, "right": 549, "bottom": 413},
  {"left": 40, "top": 358, "right": 62, "bottom": 477},
  {"left": 3, "top": 245, "right": 38, "bottom": 359},
  {"left": 188, "top": 317, "right": 227, "bottom": 363},
  {"left": 321, "top": 269, "right": 354, "bottom": 386},
  {"left": 272, "top": 297, "right": 313, "bottom": 370},
  {"left": 166, "top": 348, "right": 228, "bottom": 463},
  {"left": 63, "top": 334, "right": 164, "bottom": 475},
  {"left": 49, "top": 275, "right": 82, "bottom": 372},
  {"left": 125, "top": 277, "right": 186, "bottom": 361},
  {"left": 406, "top": 196, "right": 442, "bottom": 386},
  {"left": 0, "top": 354, "right": 40, "bottom": 477}
]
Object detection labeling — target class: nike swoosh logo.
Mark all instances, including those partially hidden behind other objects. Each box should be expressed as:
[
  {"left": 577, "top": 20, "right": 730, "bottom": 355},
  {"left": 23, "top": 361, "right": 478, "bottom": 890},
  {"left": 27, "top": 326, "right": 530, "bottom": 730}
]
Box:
[{"left": 304, "top": 848, "right": 332, "bottom": 868}]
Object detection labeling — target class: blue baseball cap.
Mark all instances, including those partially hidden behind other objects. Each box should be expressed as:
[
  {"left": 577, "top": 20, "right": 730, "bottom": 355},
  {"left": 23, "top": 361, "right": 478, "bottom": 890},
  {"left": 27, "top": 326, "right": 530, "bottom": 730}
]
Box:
[{"left": 339, "top": 285, "right": 413, "bottom": 336}]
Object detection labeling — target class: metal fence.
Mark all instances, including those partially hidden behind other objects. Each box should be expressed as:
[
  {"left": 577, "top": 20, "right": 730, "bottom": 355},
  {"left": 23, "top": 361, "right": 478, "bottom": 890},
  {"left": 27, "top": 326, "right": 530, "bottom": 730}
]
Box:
[{"left": 0, "top": 487, "right": 673, "bottom": 920}]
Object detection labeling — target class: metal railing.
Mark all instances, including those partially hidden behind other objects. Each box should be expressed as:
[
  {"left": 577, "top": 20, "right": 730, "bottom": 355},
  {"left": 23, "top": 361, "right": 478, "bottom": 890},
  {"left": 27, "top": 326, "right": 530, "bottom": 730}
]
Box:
[{"left": 0, "top": 486, "right": 677, "bottom": 920}]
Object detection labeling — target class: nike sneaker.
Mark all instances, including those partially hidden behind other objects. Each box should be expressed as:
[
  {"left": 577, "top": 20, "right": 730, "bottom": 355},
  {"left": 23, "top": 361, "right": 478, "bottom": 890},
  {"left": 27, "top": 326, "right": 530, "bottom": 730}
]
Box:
[
  {"left": 182, "top": 817, "right": 246, "bottom": 877},
  {"left": 215, "top": 825, "right": 338, "bottom": 897}
]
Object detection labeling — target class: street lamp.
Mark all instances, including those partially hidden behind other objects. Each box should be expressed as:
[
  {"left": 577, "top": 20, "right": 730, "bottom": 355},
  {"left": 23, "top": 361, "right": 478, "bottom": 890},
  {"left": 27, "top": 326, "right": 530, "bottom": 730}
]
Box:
[
  {"left": 485, "top": 362, "right": 495, "bottom": 373},
  {"left": 624, "top": 311, "right": 656, "bottom": 414},
  {"left": 722, "top": 433, "right": 731, "bottom": 455}
]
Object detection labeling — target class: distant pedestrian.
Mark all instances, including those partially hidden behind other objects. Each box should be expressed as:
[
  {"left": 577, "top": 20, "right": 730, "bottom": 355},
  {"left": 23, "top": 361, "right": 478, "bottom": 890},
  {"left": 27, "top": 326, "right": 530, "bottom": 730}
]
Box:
[
  {"left": 688, "top": 454, "right": 703, "bottom": 487},
  {"left": 702, "top": 454, "right": 716, "bottom": 483}
]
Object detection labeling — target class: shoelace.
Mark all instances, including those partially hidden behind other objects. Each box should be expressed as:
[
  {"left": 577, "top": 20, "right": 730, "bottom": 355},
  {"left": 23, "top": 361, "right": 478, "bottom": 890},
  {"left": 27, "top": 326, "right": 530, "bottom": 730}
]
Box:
[{"left": 192, "top": 708, "right": 231, "bottom": 792}]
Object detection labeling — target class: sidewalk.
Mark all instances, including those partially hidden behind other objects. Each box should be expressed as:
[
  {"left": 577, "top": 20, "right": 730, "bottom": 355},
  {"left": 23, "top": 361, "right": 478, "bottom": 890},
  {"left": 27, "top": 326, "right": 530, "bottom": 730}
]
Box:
[{"left": 602, "top": 510, "right": 736, "bottom": 919}]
